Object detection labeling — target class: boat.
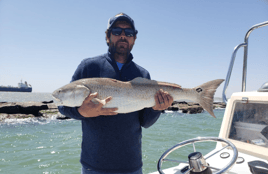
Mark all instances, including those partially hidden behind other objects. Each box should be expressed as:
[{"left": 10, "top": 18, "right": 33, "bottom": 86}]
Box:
[
  {"left": 0, "top": 80, "right": 32, "bottom": 92},
  {"left": 151, "top": 20, "right": 268, "bottom": 174}
]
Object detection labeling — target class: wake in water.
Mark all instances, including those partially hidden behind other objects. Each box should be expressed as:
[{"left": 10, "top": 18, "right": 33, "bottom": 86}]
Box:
[
  {"left": 1, "top": 108, "right": 225, "bottom": 125},
  {"left": 0, "top": 114, "right": 67, "bottom": 125}
]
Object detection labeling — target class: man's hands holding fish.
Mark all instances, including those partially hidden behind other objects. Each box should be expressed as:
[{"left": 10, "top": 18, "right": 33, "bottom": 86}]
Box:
[
  {"left": 77, "top": 92, "right": 118, "bottom": 118},
  {"left": 152, "top": 89, "right": 174, "bottom": 111},
  {"left": 77, "top": 89, "right": 173, "bottom": 118}
]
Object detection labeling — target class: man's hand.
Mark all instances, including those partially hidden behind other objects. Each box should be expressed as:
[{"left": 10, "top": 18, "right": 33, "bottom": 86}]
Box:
[
  {"left": 77, "top": 92, "right": 118, "bottom": 118},
  {"left": 152, "top": 89, "right": 174, "bottom": 111}
]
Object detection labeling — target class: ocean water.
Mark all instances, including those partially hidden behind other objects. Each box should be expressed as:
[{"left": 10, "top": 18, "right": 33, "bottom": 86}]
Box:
[{"left": 0, "top": 92, "right": 224, "bottom": 174}]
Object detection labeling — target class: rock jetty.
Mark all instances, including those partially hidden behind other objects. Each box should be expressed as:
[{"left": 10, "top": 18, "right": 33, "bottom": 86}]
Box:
[
  {"left": 0, "top": 101, "right": 66, "bottom": 122},
  {"left": 165, "top": 101, "right": 226, "bottom": 114},
  {"left": 0, "top": 101, "right": 226, "bottom": 122}
]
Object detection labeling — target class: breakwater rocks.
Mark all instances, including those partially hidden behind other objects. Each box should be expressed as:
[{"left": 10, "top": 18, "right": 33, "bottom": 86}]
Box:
[
  {"left": 165, "top": 101, "right": 226, "bottom": 114},
  {"left": 0, "top": 101, "right": 66, "bottom": 122},
  {"left": 0, "top": 101, "right": 226, "bottom": 122}
]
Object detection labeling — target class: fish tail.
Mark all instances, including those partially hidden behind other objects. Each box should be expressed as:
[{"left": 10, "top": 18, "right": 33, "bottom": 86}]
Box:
[{"left": 194, "top": 79, "right": 224, "bottom": 118}]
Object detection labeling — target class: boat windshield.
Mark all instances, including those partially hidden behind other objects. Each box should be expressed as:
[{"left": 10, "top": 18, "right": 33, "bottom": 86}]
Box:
[{"left": 229, "top": 102, "right": 268, "bottom": 148}]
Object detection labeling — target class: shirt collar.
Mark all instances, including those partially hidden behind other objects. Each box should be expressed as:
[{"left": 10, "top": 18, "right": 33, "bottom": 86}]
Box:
[{"left": 107, "top": 50, "right": 133, "bottom": 65}]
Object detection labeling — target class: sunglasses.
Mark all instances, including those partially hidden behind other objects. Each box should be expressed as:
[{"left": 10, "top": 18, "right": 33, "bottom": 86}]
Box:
[{"left": 110, "top": 27, "right": 136, "bottom": 37}]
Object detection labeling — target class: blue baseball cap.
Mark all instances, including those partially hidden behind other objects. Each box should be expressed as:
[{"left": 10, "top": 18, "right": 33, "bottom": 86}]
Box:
[{"left": 107, "top": 13, "right": 138, "bottom": 34}]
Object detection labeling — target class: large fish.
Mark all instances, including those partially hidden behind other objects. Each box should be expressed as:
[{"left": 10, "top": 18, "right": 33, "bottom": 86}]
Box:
[{"left": 52, "top": 77, "right": 224, "bottom": 118}]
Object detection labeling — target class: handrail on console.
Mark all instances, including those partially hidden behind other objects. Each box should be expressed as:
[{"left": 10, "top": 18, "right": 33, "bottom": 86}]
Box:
[{"left": 222, "top": 21, "right": 268, "bottom": 103}]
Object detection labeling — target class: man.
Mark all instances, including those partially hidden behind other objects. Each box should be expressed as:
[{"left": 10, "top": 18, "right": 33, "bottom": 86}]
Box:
[{"left": 58, "top": 13, "right": 173, "bottom": 174}]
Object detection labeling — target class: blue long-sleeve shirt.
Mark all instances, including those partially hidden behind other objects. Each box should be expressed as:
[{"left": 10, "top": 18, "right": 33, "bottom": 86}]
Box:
[{"left": 58, "top": 51, "right": 161, "bottom": 173}]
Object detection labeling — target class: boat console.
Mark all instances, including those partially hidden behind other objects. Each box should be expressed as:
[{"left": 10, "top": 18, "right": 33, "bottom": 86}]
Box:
[
  {"left": 150, "top": 21, "right": 268, "bottom": 174},
  {"left": 151, "top": 91, "right": 268, "bottom": 174}
]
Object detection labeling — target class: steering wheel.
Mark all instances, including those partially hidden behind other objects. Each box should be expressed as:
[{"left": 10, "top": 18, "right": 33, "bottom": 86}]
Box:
[{"left": 158, "top": 137, "right": 238, "bottom": 174}]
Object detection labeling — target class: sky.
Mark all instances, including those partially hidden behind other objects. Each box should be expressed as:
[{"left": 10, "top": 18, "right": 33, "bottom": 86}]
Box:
[{"left": 0, "top": 0, "right": 268, "bottom": 98}]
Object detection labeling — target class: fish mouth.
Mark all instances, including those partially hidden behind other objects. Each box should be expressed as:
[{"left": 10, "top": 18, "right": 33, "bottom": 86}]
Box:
[
  {"left": 53, "top": 97, "right": 61, "bottom": 102},
  {"left": 51, "top": 94, "right": 62, "bottom": 105}
]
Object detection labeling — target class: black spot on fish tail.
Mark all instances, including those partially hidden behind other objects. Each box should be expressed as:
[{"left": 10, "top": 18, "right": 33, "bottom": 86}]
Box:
[{"left": 196, "top": 88, "right": 203, "bottom": 93}]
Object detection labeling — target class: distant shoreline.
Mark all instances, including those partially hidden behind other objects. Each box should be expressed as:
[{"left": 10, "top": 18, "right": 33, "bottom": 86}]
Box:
[{"left": 0, "top": 101, "right": 226, "bottom": 122}]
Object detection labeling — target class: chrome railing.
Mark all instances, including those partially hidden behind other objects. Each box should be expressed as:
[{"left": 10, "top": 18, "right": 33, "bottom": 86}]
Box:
[{"left": 222, "top": 21, "right": 268, "bottom": 103}]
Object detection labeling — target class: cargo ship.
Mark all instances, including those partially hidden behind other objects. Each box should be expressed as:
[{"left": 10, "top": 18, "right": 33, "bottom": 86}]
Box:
[{"left": 0, "top": 80, "right": 32, "bottom": 92}]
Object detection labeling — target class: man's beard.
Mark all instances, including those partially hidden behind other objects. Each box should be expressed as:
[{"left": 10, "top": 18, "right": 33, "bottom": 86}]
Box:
[{"left": 109, "top": 39, "right": 131, "bottom": 56}]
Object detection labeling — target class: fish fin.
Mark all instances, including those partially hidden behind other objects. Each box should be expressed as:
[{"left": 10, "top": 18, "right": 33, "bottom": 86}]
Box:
[
  {"left": 195, "top": 79, "right": 224, "bottom": 118},
  {"left": 130, "top": 77, "right": 155, "bottom": 84},
  {"left": 157, "top": 81, "right": 182, "bottom": 89},
  {"left": 107, "top": 78, "right": 121, "bottom": 83},
  {"left": 131, "top": 77, "right": 182, "bottom": 89}
]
